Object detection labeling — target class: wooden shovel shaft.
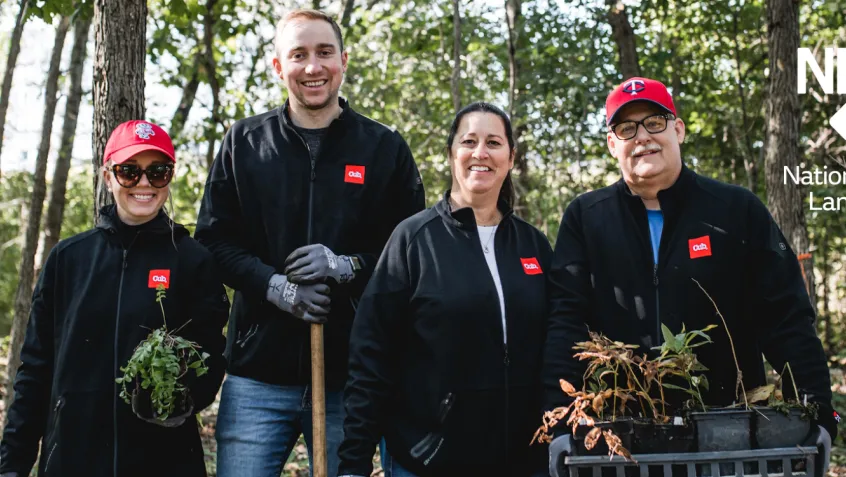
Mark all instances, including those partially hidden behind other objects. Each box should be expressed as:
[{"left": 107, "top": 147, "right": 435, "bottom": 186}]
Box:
[{"left": 311, "top": 323, "right": 328, "bottom": 477}]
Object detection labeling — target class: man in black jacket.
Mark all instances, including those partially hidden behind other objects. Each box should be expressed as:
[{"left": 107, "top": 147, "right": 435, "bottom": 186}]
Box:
[
  {"left": 195, "top": 9, "right": 425, "bottom": 477},
  {"left": 543, "top": 77, "right": 837, "bottom": 472}
]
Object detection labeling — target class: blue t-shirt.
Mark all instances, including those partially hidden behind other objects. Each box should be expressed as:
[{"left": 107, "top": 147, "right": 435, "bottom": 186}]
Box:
[{"left": 646, "top": 209, "right": 664, "bottom": 264}]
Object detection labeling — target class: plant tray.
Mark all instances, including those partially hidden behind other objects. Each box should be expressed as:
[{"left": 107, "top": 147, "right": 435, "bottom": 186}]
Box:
[{"left": 561, "top": 446, "right": 819, "bottom": 477}]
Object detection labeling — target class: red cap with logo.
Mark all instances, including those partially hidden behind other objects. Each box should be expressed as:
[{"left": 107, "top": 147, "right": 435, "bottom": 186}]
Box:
[
  {"left": 605, "top": 77, "right": 677, "bottom": 125},
  {"left": 103, "top": 120, "right": 176, "bottom": 164}
]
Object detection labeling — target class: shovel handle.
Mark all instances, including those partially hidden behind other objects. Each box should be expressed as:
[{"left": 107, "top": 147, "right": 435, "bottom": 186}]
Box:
[{"left": 311, "top": 323, "right": 327, "bottom": 477}]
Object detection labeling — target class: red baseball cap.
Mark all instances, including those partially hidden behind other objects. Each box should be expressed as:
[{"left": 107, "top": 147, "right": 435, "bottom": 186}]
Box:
[
  {"left": 103, "top": 120, "right": 176, "bottom": 164},
  {"left": 605, "top": 77, "right": 677, "bottom": 125}
]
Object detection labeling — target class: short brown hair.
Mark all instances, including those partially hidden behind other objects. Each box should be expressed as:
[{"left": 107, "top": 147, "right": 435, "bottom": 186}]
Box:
[{"left": 275, "top": 9, "right": 344, "bottom": 59}]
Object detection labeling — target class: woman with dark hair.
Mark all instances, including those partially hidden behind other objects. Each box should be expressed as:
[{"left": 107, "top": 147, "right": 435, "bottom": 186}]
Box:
[
  {"left": 338, "top": 102, "right": 551, "bottom": 477},
  {"left": 0, "top": 121, "right": 228, "bottom": 477}
]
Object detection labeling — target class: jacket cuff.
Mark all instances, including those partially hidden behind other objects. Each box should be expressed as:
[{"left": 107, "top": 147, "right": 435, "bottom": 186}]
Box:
[
  {"left": 815, "top": 402, "right": 840, "bottom": 441},
  {"left": 255, "top": 266, "right": 277, "bottom": 300}
]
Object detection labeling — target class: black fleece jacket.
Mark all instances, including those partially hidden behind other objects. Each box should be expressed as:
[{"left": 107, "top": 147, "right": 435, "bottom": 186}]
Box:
[
  {"left": 0, "top": 206, "right": 228, "bottom": 477},
  {"left": 195, "top": 98, "right": 425, "bottom": 390},
  {"left": 339, "top": 193, "right": 552, "bottom": 477}
]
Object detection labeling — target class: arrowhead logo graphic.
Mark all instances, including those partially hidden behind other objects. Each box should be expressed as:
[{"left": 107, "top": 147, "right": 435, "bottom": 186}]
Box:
[{"left": 831, "top": 103, "right": 846, "bottom": 141}]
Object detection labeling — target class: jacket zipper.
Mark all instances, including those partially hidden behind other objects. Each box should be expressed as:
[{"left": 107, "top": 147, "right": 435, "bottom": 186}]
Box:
[
  {"left": 653, "top": 263, "right": 660, "bottom": 345},
  {"left": 503, "top": 340, "right": 510, "bottom": 468},
  {"left": 492, "top": 231, "right": 510, "bottom": 469},
  {"left": 292, "top": 129, "right": 314, "bottom": 383},
  {"left": 114, "top": 235, "right": 137, "bottom": 477},
  {"left": 43, "top": 396, "right": 64, "bottom": 472}
]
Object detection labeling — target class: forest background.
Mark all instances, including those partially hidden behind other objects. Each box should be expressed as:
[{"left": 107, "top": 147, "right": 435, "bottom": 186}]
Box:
[{"left": 0, "top": 0, "right": 845, "bottom": 474}]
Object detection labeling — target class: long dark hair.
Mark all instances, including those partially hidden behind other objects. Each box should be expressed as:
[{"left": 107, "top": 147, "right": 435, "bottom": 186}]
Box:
[{"left": 446, "top": 101, "right": 515, "bottom": 209}]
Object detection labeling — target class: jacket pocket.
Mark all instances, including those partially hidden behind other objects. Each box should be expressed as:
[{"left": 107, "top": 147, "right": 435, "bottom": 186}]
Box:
[
  {"left": 43, "top": 396, "right": 65, "bottom": 474},
  {"left": 408, "top": 392, "right": 455, "bottom": 467}
]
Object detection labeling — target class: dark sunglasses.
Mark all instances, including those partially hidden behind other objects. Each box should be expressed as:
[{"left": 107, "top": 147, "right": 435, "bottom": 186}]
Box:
[
  {"left": 111, "top": 163, "right": 174, "bottom": 188},
  {"left": 610, "top": 113, "right": 674, "bottom": 140}
]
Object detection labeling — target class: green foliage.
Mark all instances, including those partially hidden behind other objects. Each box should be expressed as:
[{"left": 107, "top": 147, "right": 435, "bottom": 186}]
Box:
[
  {"left": 0, "top": 172, "right": 33, "bottom": 336},
  {"left": 115, "top": 284, "right": 209, "bottom": 421},
  {"left": 653, "top": 323, "right": 718, "bottom": 412}
]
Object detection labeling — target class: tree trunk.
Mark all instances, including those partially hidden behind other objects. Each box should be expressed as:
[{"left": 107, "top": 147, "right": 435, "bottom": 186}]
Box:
[
  {"left": 5, "top": 16, "right": 70, "bottom": 410},
  {"left": 37, "top": 15, "right": 92, "bottom": 275},
  {"left": 92, "top": 0, "right": 146, "bottom": 218},
  {"left": 339, "top": 0, "right": 355, "bottom": 29},
  {"left": 820, "top": 230, "right": 832, "bottom": 355},
  {"left": 505, "top": 0, "right": 529, "bottom": 213},
  {"left": 670, "top": 36, "right": 682, "bottom": 117},
  {"left": 0, "top": 0, "right": 31, "bottom": 177},
  {"left": 606, "top": 0, "right": 640, "bottom": 79},
  {"left": 450, "top": 0, "right": 461, "bottom": 112},
  {"left": 763, "top": 0, "right": 815, "bottom": 306},
  {"left": 204, "top": 0, "right": 221, "bottom": 169},
  {"left": 731, "top": 8, "right": 758, "bottom": 193},
  {"left": 169, "top": 50, "right": 202, "bottom": 139}
]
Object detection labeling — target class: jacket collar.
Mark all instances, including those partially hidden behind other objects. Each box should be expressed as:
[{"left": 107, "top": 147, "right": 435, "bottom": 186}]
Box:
[
  {"left": 96, "top": 204, "right": 187, "bottom": 237},
  {"left": 435, "top": 189, "right": 514, "bottom": 230},
  {"left": 615, "top": 163, "right": 696, "bottom": 218},
  {"left": 278, "top": 97, "right": 351, "bottom": 130}
]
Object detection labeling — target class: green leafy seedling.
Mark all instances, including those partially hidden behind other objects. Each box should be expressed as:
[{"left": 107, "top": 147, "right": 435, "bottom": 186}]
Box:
[{"left": 116, "top": 284, "right": 209, "bottom": 421}]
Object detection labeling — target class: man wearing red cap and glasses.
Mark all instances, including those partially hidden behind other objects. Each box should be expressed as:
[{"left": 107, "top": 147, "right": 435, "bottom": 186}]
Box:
[
  {"left": 541, "top": 78, "right": 836, "bottom": 474},
  {"left": 0, "top": 120, "right": 228, "bottom": 477}
]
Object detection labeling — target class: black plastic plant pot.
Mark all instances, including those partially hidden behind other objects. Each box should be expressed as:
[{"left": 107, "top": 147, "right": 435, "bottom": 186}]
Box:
[
  {"left": 690, "top": 409, "right": 753, "bottom": 452},
  {"left": 632, "top": 420, "right": 695, "bottom": 454},
  {"left": 754, "top": 407, "right": 811, "bottom": 449},
  {"left": 131, "top": 379, "right": 194, "bottom": 424},
  {"left": 573, "top": 417, "right": 634, "bottom": 456}
]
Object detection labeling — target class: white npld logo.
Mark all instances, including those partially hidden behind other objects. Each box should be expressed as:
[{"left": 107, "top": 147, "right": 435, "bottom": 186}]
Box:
[
  {"left": 692, "top": 243, "right": 708, "bottom": 252},
  {"left": 151, "top": 275, "right": 168, "bottom": 283},
  {"left": 798, "top": 48, "right": 846, "bottom": 139},
  {"left": 348, "top": 170, "right": 363, "bottom": 179}
]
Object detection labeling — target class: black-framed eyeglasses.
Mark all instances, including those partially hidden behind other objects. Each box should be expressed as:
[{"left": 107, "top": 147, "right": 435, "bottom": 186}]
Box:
[
  {"left": 111, "top": 163, "right": 174, "bottom": 188},
  {"left": 610, "top": 113, "right": 675, "bottom": 140}
]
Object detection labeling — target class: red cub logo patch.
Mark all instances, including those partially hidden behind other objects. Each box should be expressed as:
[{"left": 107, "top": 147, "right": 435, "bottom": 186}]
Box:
[
  {"left": 344, "top": 165, "right": 365, "bottom": 184},
  {"left": 148, "top": 269, "right": 171, "bottom": 288},
  {"left": 520, "top": 258, "right": 543, "bottom": 275},
  {"left": 688, "top": 236, "right": 712, "bottom": 259}
]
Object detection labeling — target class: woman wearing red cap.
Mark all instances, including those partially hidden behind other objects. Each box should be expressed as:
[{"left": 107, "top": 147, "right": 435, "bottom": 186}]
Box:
[{"left": 0, "top": 120, "right": 229, "bottom": 477}]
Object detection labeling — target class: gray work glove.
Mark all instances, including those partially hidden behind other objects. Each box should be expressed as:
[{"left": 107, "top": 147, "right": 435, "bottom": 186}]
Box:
[
  {"left": 267, "top": 274, "right": 331, "bottom": 324},
  {"left": 549, "top": 434, "right": 574, "bottom": 477},
  {"left": 284, "top": 244, "right": 355, "bottom": 284},
  {"left": 816, "top": 425, "right": 831, "bottom": 474}
]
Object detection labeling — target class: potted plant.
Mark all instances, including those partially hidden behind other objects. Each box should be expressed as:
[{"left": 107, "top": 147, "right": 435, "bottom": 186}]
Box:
[
  {"left": 747, "top": 363, "right": 817, "bottom": 449},
  {"left": 115, "top": 284, "right": 209, "bottom": 426},
  {"left": 685, "top": 279, "right": 754, "bottom": 452},
  {"left": 534, "top": 332, "right": 668, "bottom": 460},
  {"left": 631, "top": 323, "right": 716, "bottom": 454},
  {"left": 533, "top": 377, "right": 635, "bottom": 460}
]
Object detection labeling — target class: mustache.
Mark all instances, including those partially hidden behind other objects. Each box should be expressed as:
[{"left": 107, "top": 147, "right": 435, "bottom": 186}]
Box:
[{"left": 631, "top": 145, "right": 662, "bottom": 157}]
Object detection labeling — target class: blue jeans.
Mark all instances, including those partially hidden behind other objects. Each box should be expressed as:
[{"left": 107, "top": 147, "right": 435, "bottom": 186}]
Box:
[
  {"left": 215, "top": 374, "right": 344, "bottom": 477},
  {"left": 380, "top": 440, "right": 417, "bottom": 477}
]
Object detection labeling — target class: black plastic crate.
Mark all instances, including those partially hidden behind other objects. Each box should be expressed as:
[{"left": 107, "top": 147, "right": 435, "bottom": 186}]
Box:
[{"left": 561, "top": 447, "right": 819, "bottom": 477}]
